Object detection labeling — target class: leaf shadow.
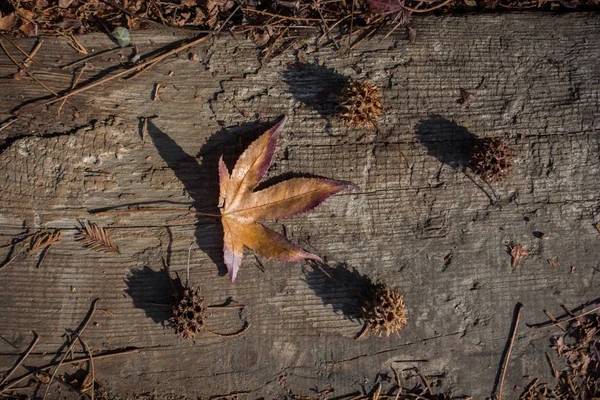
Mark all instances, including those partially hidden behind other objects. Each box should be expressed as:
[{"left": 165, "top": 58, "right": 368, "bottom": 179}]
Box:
[
  {"left": 146, "top": 119, "right": 281, "bottom": 278},
  {"left": 282, "top": 63, "right": 350, "bottom": 134},
  {"left": 414, "top": 115, "right": 477, "bottom": 169},
  {"left": 303, "top": 261, "right": 376, "bottom": 322},
  {"left": 255, "top": 171, "right": 339, "bottom": 192}
]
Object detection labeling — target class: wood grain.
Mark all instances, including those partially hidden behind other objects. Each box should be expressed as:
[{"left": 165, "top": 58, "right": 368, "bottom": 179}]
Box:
[{"left": 0, "top": 13, "right": 599, "bottom": 399}]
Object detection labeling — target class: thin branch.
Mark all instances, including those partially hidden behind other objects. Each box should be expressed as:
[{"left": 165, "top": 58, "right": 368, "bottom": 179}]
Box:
[
  {"left": 0, "top": 34, "right": 43, "bottom": 66},
  {"left": 402, "top": 0, "right": 452, "bottom": 13},
  {"left": 348, "top": 0, "right": 355, "bottom": 51},
  {"left": 314, "top": 0, "right": 339, "bottom": 50},
  {"left": 204, "top": 322, "right": 251, "bottom": 338},
  {"left": 42, "top": 298, "right": 99, "bottom": 400},
  {"left": 78, "top": 337, "right": 95, "bottom": 398},
  {"left": 0, "top": 331, "right": 39, "bottom": 387},
  {"left": 529, "top": 305, "right": 600, "bottom": 329},
  {"left": 18, "top": 34, "right": 210, "bottom": 113},
  {"left": 207, "top": 304, "right": 245, "bottom": 310},
  {"left": 0, "top": 40, "right": 74, "bottom": 107},
  {"left": 492, "top": 302, "right": 523, "bottom": 400},
  {"left": 0, "top": 347, "right": 139, "bottom": 392},
  {"left": 61, "top": 46, "right": 131, "bottom": 69},
  {"left": 99, "top": 0, "right": 166, "bottom": 27},
  {"left": 186, "top": 241, "right": 194, "bottom": 287},
  {"left": 58, "top": 63, "right": 87, "bottom": 115},
  {"left": 93, "top": 208, "right": 221, "bottom": 218},
  {"left": 241, "top": 8, "right": 332, "bottom": 22},
  {"left": 0, "top": 117, "right": 18, "bottom": 132}
]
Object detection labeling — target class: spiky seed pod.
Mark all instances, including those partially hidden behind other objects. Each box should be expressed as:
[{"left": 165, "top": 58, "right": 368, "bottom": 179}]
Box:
[
  {"left": 362, "top": 283, "right": 408, "bottom": 337},
  {"left": 470, "top": 137, "right": 513, "bottom": 182},
  {"left": 339, "top": 80, "right": 383, "bottom": 128},
  {"left": 169, "top": 286, "right": 207, "bottom": 339}
]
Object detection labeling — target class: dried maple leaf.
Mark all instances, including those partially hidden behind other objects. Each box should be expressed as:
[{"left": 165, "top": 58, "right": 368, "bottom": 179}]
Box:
[{"left": 218, "top": 117, "right": 358, "bottom": 282}]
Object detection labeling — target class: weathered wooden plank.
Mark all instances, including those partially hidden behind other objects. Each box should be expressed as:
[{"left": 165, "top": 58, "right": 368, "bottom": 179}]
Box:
[{"left": 0, "top": 13, "right": 599, "bottom": 399}]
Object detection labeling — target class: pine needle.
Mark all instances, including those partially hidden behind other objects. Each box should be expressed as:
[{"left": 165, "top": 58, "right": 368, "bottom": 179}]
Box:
[{"left": 75, "top": 221, "right": 120, "bottom": 254}]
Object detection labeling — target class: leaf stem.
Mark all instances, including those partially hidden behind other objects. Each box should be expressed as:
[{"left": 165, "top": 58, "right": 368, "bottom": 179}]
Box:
[{"left": 94, "top": 208, "right": 222, "bottom": 218}]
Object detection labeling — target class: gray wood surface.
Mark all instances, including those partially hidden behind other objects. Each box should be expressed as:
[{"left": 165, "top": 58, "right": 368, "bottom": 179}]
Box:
[{"left": 0, "top": 13, "right": 599, "bottom": 399}]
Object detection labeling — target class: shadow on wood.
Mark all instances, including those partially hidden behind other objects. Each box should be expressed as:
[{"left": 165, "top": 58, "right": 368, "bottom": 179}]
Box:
[
  {"left": 282, "top": 63, "right": 349, "bottom": 134},
  {"left": 124, "top": 266, "right": 177, "bottom": 324},
  {"left": 303, "top": 261, "right": 376, "bottom": 322},
  {"left": 415, "top": 115, "right": 477, "bottom": 169}
]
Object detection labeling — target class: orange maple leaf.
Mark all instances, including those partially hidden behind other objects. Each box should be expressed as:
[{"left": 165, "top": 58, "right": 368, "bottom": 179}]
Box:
[{"left": 218, "top": 117, "right": 359, "bottom": 282}]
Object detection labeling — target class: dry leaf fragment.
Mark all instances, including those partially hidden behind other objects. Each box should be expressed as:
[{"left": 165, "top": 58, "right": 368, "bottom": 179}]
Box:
[
  {"left": 75, "top": 221, "right": 120, "bottom": 253},
  {"left": 547, "top": 258, "right": 560, "bottom": 269},
  {"left": 28, "top": 230, "right": 62, "bottom": 254},
  {"left": 509, "top": 244, "right": 528, "bottom": 269},
  {"left": 457, "top": 88, "right": 476, "bottom": 109},
  {"left": 219, "top": 117, "right": 358, "bottom": 282},
  {"left": 0, "top": 12, "right": 16, "bottom": 31}
]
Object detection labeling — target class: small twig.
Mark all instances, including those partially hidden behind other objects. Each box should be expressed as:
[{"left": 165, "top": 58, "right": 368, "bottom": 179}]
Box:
[
  {"left": 314, "top": 0, "right": 339, "bottom": 50},
  {"left": 0, "top": 331, "right": 39, "bottom": 387},
  {"left": 402, "top": 0, "right": 452, "bottom": 12},
  {"left": 0, "top": 40, "right": 73, "bottom": 107},
  {"left": 0, "top": 34, "right": 43, "bottom": 66},
  {"left": 0, "top": 251, "right": 23, "bottom": 271},
  {"left": 42, "top": 298, "right": 99, "bottom": 400},
  {"left": 99, "top": 0, "right": 166, "bottom": 27},
  {"left": 0, "top": 117, "right": 18, "bottom": 132},
  {"left": 186, "top": 241, "right": 194, "bottom": 287},
  {"left": 354, "top": 323, "right": 368, "bottom": 340},
  {"left": 543, "top": 310, "right": 566, "bottom": 332},
  {"left": 78, "top": 337, "right": 95, "bottom": 398},
  {"left": 241, "top": 8, "right": 332, "bottom": 22},
  {"left": 204, "top": 322, "right": 251, "bottom": 338},
  {"left": 529, "top": 304, "right": 600, "bottom": 329},
  {"left": 391, "top": 366, "right": 402, "bottom": 400},
  {"left": 207, "top": 305, "right": 245, "bottom": 310},
  {"left": 0, "top": 335, "right": 19, "bottom": 350},
  {"left": 18, "top": 34, "right": 210, "bottom": 113},
  {"left": 210, "top": 391, "right": 251, "bottom": 400},
  {"left": 383, "top": 18, "right": 405, "bottom": 40},
  {"left": 492, "top": 302, "right": 523, "bottom": 400},
  {"left": 126, "top": 58, "right": 162, "bottom": 81},
  {"left": 61, "top": 46, "right": 131, "bottom": 69},
  {"left": 215, "top": 5, "right": 241, "bottom": 36},
  {"left": 1, "top": 347, "right": 139, "bottom": 392},
  {"left": 93, "top": 208, "right": 221, "bottom": 218},
  {"left": 415, "top": 369, "right": 433, "bottom": 396},
  {"left": 348, "top": 0, "right": 355, "bottom": 51},
  {"left": 58, "top": 64, "right": 87, "bottom": 115}
]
